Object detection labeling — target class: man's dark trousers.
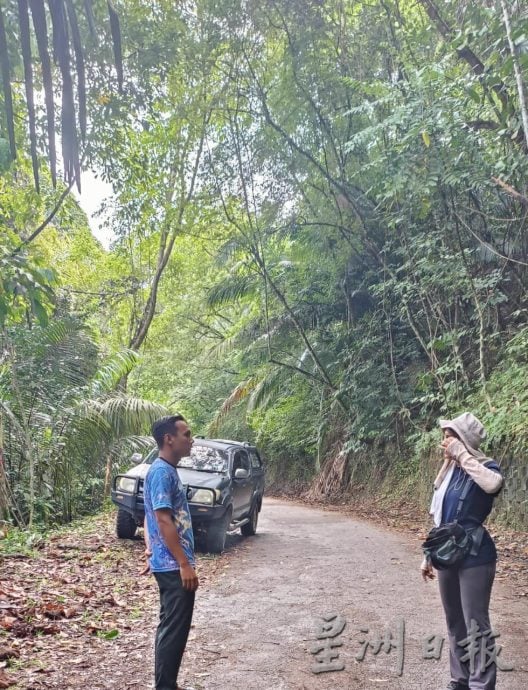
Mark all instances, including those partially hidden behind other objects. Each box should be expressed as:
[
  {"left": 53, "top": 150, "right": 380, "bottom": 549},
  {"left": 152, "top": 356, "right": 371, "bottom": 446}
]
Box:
[{"left": 154, "top": 570, "right": 195, "bottom": 690}]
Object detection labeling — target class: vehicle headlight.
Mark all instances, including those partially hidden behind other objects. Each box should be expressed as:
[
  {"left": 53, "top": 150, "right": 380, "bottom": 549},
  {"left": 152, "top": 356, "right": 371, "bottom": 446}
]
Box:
[
  {"left": 117, "top": 477, "right": 137, "bottom": 493},
  {"left": 188, "top": 488, "right": 215, "bottom": 505}
]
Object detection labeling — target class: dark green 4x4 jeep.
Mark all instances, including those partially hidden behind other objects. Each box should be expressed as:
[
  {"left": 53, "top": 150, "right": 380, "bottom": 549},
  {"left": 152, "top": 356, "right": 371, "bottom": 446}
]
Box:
[{"left": 111, "top": 438, "right": 265, "bottom": 554}]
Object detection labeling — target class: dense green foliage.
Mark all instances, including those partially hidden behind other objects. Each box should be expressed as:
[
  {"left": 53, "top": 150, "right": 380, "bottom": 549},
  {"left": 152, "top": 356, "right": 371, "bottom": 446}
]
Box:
[{"left": 1, "top": 0, "right": 527, "bottom": 527}]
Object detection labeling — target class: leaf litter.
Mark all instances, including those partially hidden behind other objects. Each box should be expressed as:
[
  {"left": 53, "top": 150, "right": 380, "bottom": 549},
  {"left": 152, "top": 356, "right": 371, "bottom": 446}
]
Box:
[
  {"left": 2, "top": 500, "right": 526, "bottom": 688},
  {"left": 0, "top": 513, "right": 239, "bottom": 689}
]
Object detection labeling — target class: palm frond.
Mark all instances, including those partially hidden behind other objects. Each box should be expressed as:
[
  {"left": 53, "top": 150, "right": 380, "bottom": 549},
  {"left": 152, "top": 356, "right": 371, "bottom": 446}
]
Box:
[
  {"left": 208, "top": 377, "right": 257, "bottom": 433},
  {"left": 0, "top": 5, "right": 16, "bottom": 161},
  {"left": 101, "top": 434, "right": 154, "bottom": 474},
  {"left": 32, "top": 319, "right": 85, "bottom": 355},
  {"left": 61, "top": 412, "right": 113, "bottom": 462},
  {"left": 30, "top": 411, "right": 53, "bottom": 427},
  {"left": 207, "top": 275, "right": 256, "bottom": 308},
  {"left": 90, "top": 349, "right": 140, "bottom": 396},
  {"left": 215, "top": 238, "right": 248, "bottom": 264},
  {"left": 107, "top": 1, "right": 123, "bottom": 92},
  {"left": 83, "top": 0, "right": 96, "bottom": 37},
  {"left": 208, "top": 311, "right": 298, "bottom": 366},
  {"left": 48, "top": 0, "right": 80, "bottom": 190},
  {"left": 0, "top": 401, "right": 25, "bottom": 438},
  {"left": 209, "top": 333, "right": 240, "bottom": 359},
  {"left": 81, "top": 396, "right": 168, "bottom": 437},
  {"left": 65, "top": 0, "right": 86, "bottom": 142},
  {"left": 63, "top": 396, "right": 165, "bottom": 464},
  {"left": 32, "top": 320, "right": 93, "bottom": 390},
  {"left": 30, "top": 0, "right": 56, "bottom": 186},
  {"left": 18, "top": 0, "right": 40, "bottom": 191},
  {"left": 208, "top": 315, "right": 265, "bottom": 359},
  {"left": 112, "top": 434, "right": 154, "bottom": 454},
  {"left": 247, "top": 367, "right": 291, "bottom": 413}
]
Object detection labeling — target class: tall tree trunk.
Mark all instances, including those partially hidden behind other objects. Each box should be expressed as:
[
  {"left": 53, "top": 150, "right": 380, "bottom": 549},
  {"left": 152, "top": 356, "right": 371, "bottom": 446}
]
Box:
[
  {"left": 500, "top": 0, "right": 528, "bottom": 150},
  {"left": 0, "top": 439, "right": 8, "bottom": 522},
  {"left": 103, "top": 452, "right": 112, "bottom": 498},
  {"left": 127, "top": 122, "right": 209, "bottom": 356},
  {"left": 9, "top": 349, "right": 37, "bottom": 526}
]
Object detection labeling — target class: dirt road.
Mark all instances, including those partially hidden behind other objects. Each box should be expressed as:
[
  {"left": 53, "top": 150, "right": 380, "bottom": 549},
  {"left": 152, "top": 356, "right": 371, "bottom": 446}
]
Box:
[
  {"left": 7, "top": 499, "right": 527, "bottom": 690},
  {"left": 180, "top": 498, "right": 528, "bottom": 690}
]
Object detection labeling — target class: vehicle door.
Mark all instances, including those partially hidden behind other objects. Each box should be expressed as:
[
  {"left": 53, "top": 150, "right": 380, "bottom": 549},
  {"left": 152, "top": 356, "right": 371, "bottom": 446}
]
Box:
[
  {"left": 249, "top": 449, "right": 265, "bottom": 500},
  {"left": 230, "top": 449, "right": 252, "bottom": 518}
]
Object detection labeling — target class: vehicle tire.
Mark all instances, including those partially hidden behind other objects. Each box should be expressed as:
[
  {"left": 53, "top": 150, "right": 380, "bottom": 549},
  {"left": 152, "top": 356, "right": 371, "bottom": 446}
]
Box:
[
  {"left": 241, "top": 501, "right": 259, "bottom": 536},
  {"left": 116, "top": 509, "right": 137, "bottom": 539},
  {"left": 205, "top": 508, "right": 232, "bottom": 554}
]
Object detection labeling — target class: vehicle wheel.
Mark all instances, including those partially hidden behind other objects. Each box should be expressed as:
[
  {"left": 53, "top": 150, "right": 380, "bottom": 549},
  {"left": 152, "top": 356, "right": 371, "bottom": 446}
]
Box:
[
  {"left": 205, "top": 508, "right": 232, "bottom": 554},
  {"left": 116, "top": 509, "right": 137, "bottom": 539},
  {"left": 241, "top": 502, "right": 259, "bottom": 537}
]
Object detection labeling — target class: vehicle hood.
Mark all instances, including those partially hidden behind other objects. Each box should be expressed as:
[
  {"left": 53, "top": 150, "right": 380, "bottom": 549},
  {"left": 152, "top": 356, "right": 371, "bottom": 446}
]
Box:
[
  {"left": 121, "top": 463, "right": 227, "bottom": 488},
  {"left": 177, "top": 467, "right": 228, "bottom": 489},
  {"left": 122, "top": 463, "right": 151, "bottom": 480}
]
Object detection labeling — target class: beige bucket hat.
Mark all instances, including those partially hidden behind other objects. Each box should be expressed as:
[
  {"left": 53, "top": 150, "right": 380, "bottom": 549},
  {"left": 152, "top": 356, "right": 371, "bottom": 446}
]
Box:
[{"left": 439, "top": 412, "right": 486, "bottom": 458}]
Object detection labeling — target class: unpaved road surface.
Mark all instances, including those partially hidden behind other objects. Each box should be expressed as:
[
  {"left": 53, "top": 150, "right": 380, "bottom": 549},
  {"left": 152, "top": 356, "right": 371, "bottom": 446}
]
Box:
[{"left": 180, "top": 498, "right": 528, "bottom": 690}]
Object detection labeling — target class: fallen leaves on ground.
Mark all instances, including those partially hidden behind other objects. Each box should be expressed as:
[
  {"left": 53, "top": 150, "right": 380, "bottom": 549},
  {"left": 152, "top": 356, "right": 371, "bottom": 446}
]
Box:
[
  {"left": 0, "top": 513, "right": 237, "bottom": 689},
  {"left": 2, "top": 499, "right": 526, "bottom": 688}
]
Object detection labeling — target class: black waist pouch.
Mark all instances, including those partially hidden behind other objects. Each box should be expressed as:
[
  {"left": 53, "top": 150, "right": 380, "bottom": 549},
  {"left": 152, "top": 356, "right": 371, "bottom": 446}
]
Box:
[{"left": 423, "top": 477, "right": 485, "bottom": 570}]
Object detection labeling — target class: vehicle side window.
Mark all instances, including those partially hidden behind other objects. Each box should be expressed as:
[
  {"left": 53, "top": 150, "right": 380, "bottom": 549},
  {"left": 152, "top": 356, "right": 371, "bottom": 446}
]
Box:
[
  {"left": 250, "top": 451, "right": 262, "bottom": 469},
  {"left": 233, "top": 450, "right": 250, "bottom": 473},
  {"left": 145, "top": 447, "right": 159, "bottom": 465}
]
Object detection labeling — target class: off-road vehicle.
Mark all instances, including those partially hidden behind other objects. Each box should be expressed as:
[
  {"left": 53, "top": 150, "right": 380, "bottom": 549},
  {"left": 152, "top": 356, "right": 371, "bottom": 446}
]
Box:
[{"left": 111, "top": 438, "right": 265, "bottom": 553}]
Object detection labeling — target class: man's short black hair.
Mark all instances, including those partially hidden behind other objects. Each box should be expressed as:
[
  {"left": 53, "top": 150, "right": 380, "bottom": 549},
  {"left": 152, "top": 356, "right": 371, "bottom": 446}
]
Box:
[{"left": 152, "top": 415, "right": 186, "bottom": 449}]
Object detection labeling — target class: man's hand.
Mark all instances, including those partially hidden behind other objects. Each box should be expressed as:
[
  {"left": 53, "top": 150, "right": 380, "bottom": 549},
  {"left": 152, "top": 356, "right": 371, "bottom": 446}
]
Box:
[
  {"left": 421, "top": 558, "right": 435, "bottom": 582},
  {"left": 180, "top": 563, "right": 199, "bottom": 592},
  {"left": 139, "top": 547, "right": 152, "bottom": 576}
]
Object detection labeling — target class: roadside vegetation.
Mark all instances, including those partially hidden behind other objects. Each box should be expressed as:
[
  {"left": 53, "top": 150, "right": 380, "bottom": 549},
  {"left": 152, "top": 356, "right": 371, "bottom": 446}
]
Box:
[{"left": 1, "top": 0, "right": 527, "bottom": 540}]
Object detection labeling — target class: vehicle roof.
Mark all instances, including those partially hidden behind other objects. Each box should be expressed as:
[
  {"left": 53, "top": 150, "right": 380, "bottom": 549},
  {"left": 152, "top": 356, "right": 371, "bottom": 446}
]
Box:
[
  {"left": 143, "top": 438, "right": 257, "bottom": 461},
  {"left": 194, "top": 438, "right": 256, "bottom": 451}
]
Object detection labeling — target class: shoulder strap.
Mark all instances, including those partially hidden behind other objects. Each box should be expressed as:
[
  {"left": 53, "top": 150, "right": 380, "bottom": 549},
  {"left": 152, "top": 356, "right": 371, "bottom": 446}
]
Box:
[{"left": 454, "top": 474, "right": 474, "bottom": 521}]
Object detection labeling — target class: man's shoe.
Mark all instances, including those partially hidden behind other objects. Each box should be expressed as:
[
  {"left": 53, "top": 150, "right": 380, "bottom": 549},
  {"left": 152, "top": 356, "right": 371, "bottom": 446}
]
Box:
[{"left": 446, "top": 682, "right": 469, "bottom": 690}]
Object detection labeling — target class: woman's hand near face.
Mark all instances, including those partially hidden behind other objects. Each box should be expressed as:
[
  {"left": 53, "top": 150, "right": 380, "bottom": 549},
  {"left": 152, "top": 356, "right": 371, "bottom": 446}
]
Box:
[{"left": 440, "top": 435, "right": 458, "bottom": 461}]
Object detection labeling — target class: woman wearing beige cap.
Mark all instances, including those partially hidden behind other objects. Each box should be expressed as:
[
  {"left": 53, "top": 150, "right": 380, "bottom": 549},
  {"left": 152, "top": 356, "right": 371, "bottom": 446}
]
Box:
[{"left": 421, "top": 412, "right": 503, "bottom": 690}]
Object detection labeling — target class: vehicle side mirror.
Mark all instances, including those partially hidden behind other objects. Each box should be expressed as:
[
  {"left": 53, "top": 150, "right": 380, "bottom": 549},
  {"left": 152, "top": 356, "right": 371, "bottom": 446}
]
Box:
[
  {"left": 130, "top": 452, "right": 143, "bottom": 464},
  {"left": 234, "top": 468, "right": 249, "bottom": 480}
]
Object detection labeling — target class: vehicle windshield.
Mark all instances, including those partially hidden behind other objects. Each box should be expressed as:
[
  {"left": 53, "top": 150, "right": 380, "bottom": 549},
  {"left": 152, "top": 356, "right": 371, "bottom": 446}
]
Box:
[{"left": 178, "top": 445, "right": 228, "bottom": 473}]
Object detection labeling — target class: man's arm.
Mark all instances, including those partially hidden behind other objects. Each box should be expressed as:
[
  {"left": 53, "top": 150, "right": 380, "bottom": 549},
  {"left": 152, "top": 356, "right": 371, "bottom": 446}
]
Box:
[
  {"left": 143, "top": 516, "right": 150, "bottom": 551},
  {"left": 155, "top": 508, "right": 199, "bottom": 591},
  {"left": 139, "top": 517, "right": 152, "bottom": 576}
]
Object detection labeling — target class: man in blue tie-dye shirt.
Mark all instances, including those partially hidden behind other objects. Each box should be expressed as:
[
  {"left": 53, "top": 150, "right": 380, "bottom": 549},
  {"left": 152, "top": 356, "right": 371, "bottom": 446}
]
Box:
[{"left": 143, "top": 415, "right": 198, "bottom": 690}]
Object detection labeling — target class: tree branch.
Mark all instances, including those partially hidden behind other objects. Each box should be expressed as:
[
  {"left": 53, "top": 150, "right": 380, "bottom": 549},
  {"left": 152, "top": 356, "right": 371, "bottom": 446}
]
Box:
[
  {"left": 500, "top": 0, "right": 528, "bottom": 150},
  {"left": 12, "top": 180, "right": 75, "bottom": 255},
  {"left": 418, "top": 0, "right": 509, "bottom": 110},
  {"left": 491, "top": 177, "right": 528, "bottom": 207}
]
